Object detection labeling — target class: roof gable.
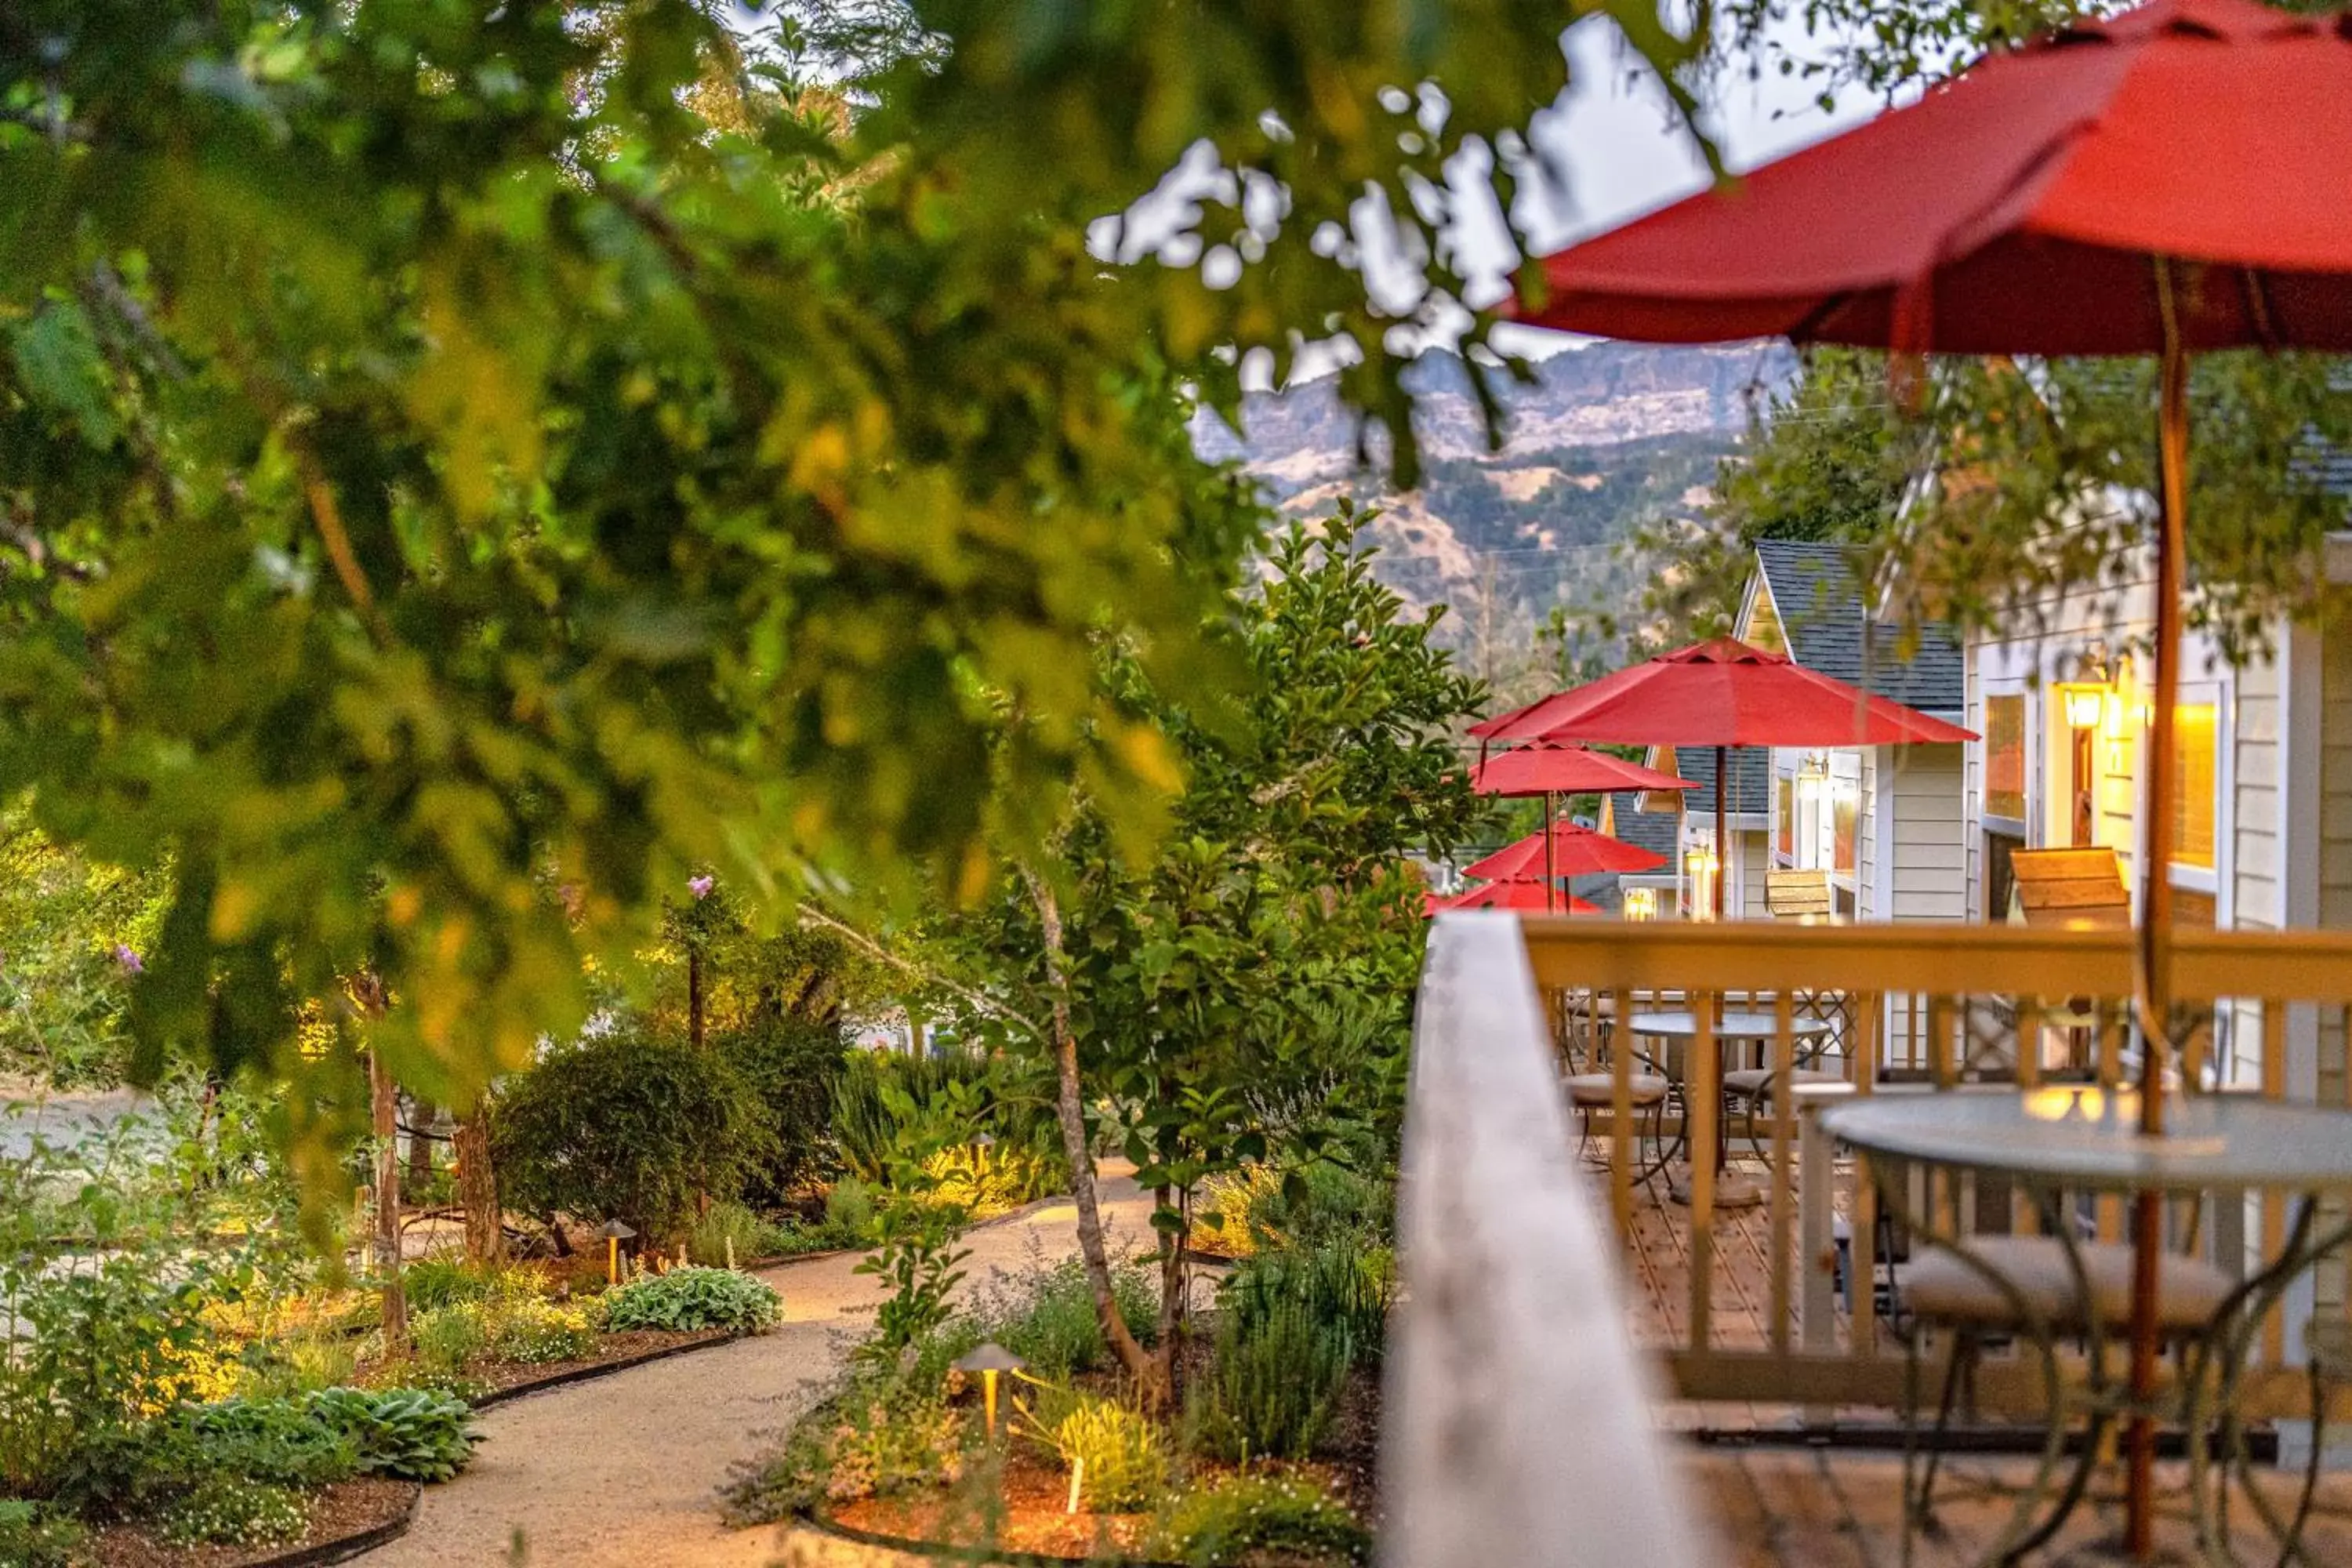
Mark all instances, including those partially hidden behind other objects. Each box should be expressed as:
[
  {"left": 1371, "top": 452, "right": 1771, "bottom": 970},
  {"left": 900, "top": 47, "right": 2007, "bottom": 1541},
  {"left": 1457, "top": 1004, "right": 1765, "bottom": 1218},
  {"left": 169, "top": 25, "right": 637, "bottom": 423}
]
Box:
[{"left": 1749, "top": 539, "right": 1963, "bottom": 713}]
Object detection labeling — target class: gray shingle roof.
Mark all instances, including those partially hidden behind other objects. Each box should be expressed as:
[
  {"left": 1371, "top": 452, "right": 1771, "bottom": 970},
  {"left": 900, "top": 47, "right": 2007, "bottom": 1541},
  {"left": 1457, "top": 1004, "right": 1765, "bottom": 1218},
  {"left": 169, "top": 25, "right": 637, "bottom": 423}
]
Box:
[
  {"left": 1606, "top": 792, "right": 1684, "bottom": 858},
  {"left": 1752, "top": 539, "right": 1964, "bottom": 713},
  {"left": 1668, "top": 745, "right": 1772, "bottom": 816}
]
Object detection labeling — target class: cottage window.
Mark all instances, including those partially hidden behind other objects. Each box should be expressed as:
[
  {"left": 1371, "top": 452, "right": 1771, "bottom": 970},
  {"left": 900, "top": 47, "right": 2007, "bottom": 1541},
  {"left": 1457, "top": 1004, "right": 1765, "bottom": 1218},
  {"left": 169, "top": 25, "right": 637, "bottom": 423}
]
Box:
[
  {"left": 2170, "top": 701, "right": 2218, "bottom": 873},
  {"left": 1984, "top": 692, "right": 2027, "bottom": 824}
]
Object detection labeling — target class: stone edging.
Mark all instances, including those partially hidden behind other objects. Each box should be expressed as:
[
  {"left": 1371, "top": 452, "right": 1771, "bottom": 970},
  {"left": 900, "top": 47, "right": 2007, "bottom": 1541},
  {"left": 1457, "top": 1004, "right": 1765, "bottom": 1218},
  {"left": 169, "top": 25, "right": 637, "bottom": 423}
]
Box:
[
  {"left": 797, "top": 1507, "right": 1188, "bottom": 1568},
  {"left": 245, "top": 1483, "right": 422, "bottom": 1568},
  {"left": 470, "top": 1328, "right": 742, "bottom": 1411}
]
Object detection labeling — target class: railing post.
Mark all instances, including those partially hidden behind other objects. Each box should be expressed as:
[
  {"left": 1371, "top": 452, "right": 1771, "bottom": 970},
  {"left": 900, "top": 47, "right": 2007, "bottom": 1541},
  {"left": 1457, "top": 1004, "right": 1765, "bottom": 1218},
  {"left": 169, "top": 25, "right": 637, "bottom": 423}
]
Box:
[{"left": 1797, "top": 1081, "right": 1854, "bottom": 1428}]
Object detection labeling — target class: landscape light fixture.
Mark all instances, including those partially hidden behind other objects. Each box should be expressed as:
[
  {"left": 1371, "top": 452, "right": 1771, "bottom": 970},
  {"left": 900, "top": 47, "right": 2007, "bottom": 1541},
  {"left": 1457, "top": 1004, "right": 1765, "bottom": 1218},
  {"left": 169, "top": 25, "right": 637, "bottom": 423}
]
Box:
[
  {"left": 597, "top": 1218, "right": 637, "bottom": 1288},
  {"left": 951, "top": 1341, "right": 1028, "bottom": 1438}
]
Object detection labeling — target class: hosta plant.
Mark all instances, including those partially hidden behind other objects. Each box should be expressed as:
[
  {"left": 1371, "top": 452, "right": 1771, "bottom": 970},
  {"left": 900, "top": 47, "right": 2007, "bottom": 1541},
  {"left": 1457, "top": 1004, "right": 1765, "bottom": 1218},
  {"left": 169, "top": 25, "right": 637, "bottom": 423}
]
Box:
[{"left": 602, "top": 1267, "right": 781, "bottom": 1334}]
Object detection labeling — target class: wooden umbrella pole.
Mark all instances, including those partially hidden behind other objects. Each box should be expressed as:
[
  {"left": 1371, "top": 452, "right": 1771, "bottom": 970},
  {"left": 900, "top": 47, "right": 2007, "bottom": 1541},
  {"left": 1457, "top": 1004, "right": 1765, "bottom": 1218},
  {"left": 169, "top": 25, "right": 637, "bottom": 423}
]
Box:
[
  {"left": 1544, "top": 791, "right": 1559, "bottom": 914},
  {"left": 1714, "top": 746, "right": 1728, "bottom": 921},
  {"left": 2124, "top": 258, "right": 2191, "bottom": 1562}
]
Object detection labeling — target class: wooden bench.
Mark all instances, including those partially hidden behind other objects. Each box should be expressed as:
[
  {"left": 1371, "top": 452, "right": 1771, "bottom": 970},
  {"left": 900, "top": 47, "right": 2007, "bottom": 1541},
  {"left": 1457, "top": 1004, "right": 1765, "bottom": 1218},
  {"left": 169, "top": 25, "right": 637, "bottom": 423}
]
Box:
[
  {"left": 1766, "top": 868, "right": 1832, "bottom": 920},
  {"left": 2005, "top": 846, "right": 2129, "bottom": 929}
]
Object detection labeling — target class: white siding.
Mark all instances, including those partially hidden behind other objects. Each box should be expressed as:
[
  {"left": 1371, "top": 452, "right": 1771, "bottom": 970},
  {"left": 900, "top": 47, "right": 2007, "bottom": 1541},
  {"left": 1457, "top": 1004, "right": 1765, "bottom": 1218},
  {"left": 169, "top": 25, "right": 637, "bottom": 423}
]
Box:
[{"left": 1886, "top": 742, "right": 1967, "bottom": 920}]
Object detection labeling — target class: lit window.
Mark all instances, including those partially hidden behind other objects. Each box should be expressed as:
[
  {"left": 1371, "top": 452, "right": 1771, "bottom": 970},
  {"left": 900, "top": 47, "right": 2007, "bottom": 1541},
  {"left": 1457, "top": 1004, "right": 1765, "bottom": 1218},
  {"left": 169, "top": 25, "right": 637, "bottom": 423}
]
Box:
[
  {"left": 1775, "top": 775, "right": 1795, "bottom": 862},
  {"left": 2171, "top": 702, "right": 2217, "bottom": 871},
  {"left": 1985, "top": 693, "right": 2027, "bottom": 822},
  {"left": 1832, "top": 787, "right": 1858, "bottom": 876}
]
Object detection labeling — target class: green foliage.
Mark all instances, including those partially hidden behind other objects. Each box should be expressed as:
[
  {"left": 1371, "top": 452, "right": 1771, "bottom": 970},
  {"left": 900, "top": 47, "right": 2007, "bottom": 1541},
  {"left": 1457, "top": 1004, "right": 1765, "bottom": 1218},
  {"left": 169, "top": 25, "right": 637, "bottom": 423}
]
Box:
[
  {"left": 808, "top": 1391, "right": 969, "bottom": 1508},
  {"left": 832, "top": 1048, "right": 1058, "bottom": 1192},
  {"left": 602, "top": 1267, "right": 782, "bottom": 1334},
  {"left": 936, "top": 512, "right": 1485, "bottom": 1348},
  {"left": 854, "top": 1213, "right": 970, "bottom": 1362},
  {"left": 0, "top": 1501, "right": 84, "bottom": 1568},
  {"left": 1019, "top": 1389, "right": 1167, "bottom": 1512},
  {"left": 412, "top": 1297, "right": 597, "bottom": 1370},
  {"left": 489, "top": 1028, "right": 768, "bottom": 1243},
  {"left": 300, "top": 1388, "right": 479, "bottom": 1483},
  {"left": 172, "top": 1399, "right": 361, "bottom": 1488},
  {"left": 1192, "top": 1243, "right": 1393, "bottom": 1461},
  {"left": 717, "top": 1016, "right": 850, "bottom": 1204},
  {"left": 0, "top": 0, "right": 1712, "bottom": 1181},
  {"left": 688, "top": 1200, "right": 792, "bottom": 1266},
  {"left": 822, "top": 1178, "right": 880, "bottom": 1247},
  {"left": 155, "top": 1474, "right": 309, "bottom": 1549},
  {"left": 961, "top": 1256, "right": 1158, "bottom": 1383},
  {"left": 0, "top": 1080, "right": 310, "bottom": 1506},
  {"left": 0, "top": 810, "right": 172, "bottom": 1087},
  {"left": 1149, "top": 1472, "right": 1371, "bottom": 1566}
]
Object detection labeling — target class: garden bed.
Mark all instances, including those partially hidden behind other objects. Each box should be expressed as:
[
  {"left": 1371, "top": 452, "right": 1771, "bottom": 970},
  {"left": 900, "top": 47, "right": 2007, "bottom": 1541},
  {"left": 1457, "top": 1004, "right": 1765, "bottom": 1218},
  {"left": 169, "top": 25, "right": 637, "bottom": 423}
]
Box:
[
  {"left": 466, "top": 1325, "right": 735, "bottom": 1406},
  {"left": 83, "top": 1477, "right": 419, "bottom": 1568}
]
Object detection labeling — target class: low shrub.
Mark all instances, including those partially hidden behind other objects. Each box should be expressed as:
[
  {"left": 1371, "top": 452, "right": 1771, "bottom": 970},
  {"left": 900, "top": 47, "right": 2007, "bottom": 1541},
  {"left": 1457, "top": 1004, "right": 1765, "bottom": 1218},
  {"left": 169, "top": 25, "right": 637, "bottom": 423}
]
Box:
[
  {"left": 717, "top": 1014, "right": 848, "bottom": 1205},
  {"left": 966, "top": 1256, "right": 1156, "bottom": 1381},
  {"left": 603, "top": 1266, "right": 781, "bottom": 1333},
  {"left": 818, "top": 1392, "right": 968, "bottom": 1505},
  {"left": 822, "top": 1177, "right": 877, "bottom": 1244},
  {"left": 491, "top": 1029, "right": 771, "bottom": 1243},
  {"left": 412, "top": 1304, "right": 490, "bottom": 1377},
  {"left": 485, "top": 1298, "right": 597, "bottom": 1364},
  {"left": 688, "top": 1201, "right": 800, "bottom": 1266},
  {"left": 1023, "top": 1391, "right": 1166, "bottom": 1512},
  {"left": 1148, "top": 1472, "right": 1370, "bottom": 1566},
  {"left": 0, "top": 1501, "right": 83, "bottom": 1568},
  {"left": 403, "top": 1256, "right": 492, "bottom": 1314},
  {"left": 174, "top": 1398, "right": 360, "bottom": 1486},
  {"left": 304, "top": 1387, "right": 479, "bottom": 1483},
  {"left": 156, "top": 1474, "right": 310, "bottom": 1548},
  {"left": 922, "top": 1141, "right": 1062, "bottom": 1218},
  {"left": 241, "top": 1327, "right": 361, "bottom": 1399},
  {"left": 1190, "top": 1242, "right": 1391, "bottom": 1462}
]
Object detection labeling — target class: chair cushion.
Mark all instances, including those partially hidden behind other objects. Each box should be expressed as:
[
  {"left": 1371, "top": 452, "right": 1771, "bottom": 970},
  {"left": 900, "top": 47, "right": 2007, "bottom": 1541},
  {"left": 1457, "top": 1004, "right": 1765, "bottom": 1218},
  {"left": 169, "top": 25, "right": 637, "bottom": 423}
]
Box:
[
  {"left": 1722, "top": 1067, "right": 1846, "bottom": 1098},
  {"left": 1902, "top": 1236, "right": 2235, "bottom": 1333},
  {"left": 1565, "top": 1073, "right": 1669, "bottom": 1106}
]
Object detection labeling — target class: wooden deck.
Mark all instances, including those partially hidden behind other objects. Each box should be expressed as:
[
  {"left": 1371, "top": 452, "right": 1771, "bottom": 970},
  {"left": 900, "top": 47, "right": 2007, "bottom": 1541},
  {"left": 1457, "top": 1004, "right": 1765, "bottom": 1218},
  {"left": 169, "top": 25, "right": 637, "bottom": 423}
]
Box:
[{"left": 1687, "top": 1445, "right": 2352, "bottom": 1566}]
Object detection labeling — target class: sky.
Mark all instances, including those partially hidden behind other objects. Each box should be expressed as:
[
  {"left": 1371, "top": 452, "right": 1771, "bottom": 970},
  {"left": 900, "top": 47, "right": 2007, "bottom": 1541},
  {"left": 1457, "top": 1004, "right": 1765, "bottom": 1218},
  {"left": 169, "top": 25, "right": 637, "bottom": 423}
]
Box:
[{"left": 1488, "top": 13, "right": 1884, "bottom": 358}]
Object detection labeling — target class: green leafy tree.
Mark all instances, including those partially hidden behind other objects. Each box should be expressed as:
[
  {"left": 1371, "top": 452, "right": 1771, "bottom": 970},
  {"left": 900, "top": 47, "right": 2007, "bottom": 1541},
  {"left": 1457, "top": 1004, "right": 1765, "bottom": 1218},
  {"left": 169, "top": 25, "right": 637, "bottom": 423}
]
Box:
[
  {"left": 916, "top": 510, "right": 1490, "bottom": 1401},
  {"left": 0, "top": 0, "right": 1704, "bottom": 1181}
]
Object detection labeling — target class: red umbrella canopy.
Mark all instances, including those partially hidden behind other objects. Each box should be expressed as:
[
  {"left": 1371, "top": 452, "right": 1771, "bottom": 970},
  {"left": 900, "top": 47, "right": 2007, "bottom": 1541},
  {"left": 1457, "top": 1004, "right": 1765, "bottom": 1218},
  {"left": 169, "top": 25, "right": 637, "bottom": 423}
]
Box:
[
  {"left": 1469, "top": 739, "right": 1693, "bottom": 797},
  {"left": 1472, "top": 637, "right": 1975, "bottom": 748},
  {"left": 1515, "top": 0, "right": 2352, "bottom": 355},
  {"left": 1463, "top": 823, "right": 1665, "bottom": 881},
  {"left": 1433, "top": 881, "right": 1602, "bottom": 915}
]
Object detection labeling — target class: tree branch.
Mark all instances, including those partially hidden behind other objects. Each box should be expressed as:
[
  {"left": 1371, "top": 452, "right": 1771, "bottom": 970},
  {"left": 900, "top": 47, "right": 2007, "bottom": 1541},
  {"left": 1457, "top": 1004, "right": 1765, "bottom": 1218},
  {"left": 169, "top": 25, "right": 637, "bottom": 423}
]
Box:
[{"left": 793, "top": 902, "right": 1044, "bottom": 1043}]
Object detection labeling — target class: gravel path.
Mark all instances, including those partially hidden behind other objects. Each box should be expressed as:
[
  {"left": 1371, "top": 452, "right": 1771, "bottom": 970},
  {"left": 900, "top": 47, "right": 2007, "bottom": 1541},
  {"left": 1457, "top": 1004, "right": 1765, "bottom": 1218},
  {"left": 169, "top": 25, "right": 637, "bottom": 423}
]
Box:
[{"left": 367, "top": 1172, "right": 1153, "bottom": 1567}]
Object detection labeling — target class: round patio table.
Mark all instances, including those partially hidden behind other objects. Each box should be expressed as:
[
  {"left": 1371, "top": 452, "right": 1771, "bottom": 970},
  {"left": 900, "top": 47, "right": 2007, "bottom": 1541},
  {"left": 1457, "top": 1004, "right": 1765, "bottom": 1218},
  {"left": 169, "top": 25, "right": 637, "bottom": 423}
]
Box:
[
  {"left": 1822, "top": 1091, "right": 2352, "bottom": 1566},
  {"left": 1627, "top": 1010, "right": 1832, "bottom": 1210}
]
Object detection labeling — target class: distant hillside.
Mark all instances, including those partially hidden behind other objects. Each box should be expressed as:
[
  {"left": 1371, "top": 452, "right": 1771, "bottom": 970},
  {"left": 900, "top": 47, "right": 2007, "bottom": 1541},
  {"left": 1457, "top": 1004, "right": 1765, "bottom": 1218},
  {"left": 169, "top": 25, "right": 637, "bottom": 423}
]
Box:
[{"left": 1194, "top": 341, "right": 1791, "bottom": 707}]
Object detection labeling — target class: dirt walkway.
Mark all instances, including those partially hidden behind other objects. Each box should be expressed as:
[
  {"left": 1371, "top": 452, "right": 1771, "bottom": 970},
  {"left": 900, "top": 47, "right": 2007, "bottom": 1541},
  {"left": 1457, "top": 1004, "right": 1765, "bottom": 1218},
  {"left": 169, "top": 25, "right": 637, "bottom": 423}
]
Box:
[{"left": 366, "top": 1173, "right": 1153, "bottom": 1567}]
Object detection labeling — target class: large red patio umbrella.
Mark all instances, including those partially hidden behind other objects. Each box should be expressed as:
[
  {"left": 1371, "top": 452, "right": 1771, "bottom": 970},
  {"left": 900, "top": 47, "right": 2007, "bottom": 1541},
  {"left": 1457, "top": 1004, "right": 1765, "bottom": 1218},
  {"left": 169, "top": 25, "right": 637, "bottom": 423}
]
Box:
[
  {"left": 1470, "top": 742, "right": 1691, "bottom": 912},
  {"left": 1511, "top": 0, "right": 2352, "bottom": 1548},
  {"left": 1462, "top": 822, "right": 1665, "bottom": 882},
  {"left": 1475, "top": 637, "right": 1972, "bottom": 920}
]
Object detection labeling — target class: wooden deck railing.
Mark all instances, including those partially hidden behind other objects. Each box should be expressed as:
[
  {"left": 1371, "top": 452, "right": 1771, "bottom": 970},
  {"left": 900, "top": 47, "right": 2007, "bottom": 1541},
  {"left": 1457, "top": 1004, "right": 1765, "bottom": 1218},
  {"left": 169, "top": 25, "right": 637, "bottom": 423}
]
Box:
[
  {"left": 1384, "top": 912, "right": 1720, "bottom": 1568},
  {"left": 1506, "top": 914, "right": 2352, "bottom": 1419}
]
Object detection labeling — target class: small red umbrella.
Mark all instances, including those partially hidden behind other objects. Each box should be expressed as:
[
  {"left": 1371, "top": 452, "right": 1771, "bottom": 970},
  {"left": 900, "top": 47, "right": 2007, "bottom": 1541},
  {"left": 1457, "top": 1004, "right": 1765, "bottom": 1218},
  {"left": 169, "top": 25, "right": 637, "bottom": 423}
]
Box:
[
  {"left": 1468, "top": 740, "right": 1693, "bottom": 797},
  {"left": 1470, "top": 742, "right": 1690, "bottom": 913},
  {"left": 1463, "top": 823, "right": 1664, "bottom": 882},
  {"left": 1512, "top": 2, "right": 2352, "bottom": 1545},
  {"left": 1474, "top": 638, "right": 1972, "bottom": 920},
  {"left": 1433, "top": 880, "right": 1602, "bottom": 915}
]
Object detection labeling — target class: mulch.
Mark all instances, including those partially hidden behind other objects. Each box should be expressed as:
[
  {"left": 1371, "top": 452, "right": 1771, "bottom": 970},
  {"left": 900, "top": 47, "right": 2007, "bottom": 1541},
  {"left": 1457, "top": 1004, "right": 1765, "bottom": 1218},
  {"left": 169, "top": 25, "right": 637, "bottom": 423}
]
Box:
[{"left": 84, "top": 1477, "right": 418, "bottom": 1568}]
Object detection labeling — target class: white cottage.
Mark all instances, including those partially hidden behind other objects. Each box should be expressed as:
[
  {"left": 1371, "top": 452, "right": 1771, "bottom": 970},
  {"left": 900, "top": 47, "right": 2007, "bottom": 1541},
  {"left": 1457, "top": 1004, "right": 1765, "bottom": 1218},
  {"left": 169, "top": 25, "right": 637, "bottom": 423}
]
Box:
[{"left": 1734, "top": 540, "right": 1969, "bottom": 922}]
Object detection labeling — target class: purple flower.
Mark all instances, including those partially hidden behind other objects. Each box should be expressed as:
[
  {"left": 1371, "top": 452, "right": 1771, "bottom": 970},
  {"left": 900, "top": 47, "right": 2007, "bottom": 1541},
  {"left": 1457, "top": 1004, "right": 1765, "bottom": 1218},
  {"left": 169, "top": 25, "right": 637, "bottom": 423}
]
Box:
[
  {"left": 113, "top": 944, "right": 143, "bottom": 975},
  {"left": 688, "top": 875, "right": 715, "bottom": 901}
]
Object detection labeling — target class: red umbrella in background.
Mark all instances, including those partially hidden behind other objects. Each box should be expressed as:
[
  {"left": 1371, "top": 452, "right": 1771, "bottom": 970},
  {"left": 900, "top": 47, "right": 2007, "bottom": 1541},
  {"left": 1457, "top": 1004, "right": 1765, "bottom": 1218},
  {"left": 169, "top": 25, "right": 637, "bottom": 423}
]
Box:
[
  {"left": 1475, "top": 638, "right": 1972, "bottom": 920},
  {"left": 1463, "top": 823, "right": 1664, "bottom": 882},
  {"left": 1434, "top": 880, "right": 1602, "bottom": 914},
  {"left": 1471, "top": 742, "right": 1691, "bottom": 912},
  {"left": 1468, "top": 739, "right": 1694, "bottom": 797},
  {"left": 1510, "top": 1, "right": 2352, "bottom": 1547}
]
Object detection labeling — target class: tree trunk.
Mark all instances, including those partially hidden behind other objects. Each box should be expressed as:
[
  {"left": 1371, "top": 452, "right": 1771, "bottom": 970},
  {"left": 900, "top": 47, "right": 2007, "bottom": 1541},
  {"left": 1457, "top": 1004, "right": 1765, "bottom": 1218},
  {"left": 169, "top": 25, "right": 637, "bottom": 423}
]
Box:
[
  {"left": 455, "top": 1110, "right": 502, "bottom": 1265},
  {"left": 369, "top": 1047, "right": 408, "bottom": 1350},
  {"left": 1156, "top": 1181, "right": 1190, "bottom": 1406},
  {"left": 1024, "top": 869, "right": 1162, "bottom": 1402},
  {"left": 406, "top": 1098, "right": 437, "bottom": 1189}
]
